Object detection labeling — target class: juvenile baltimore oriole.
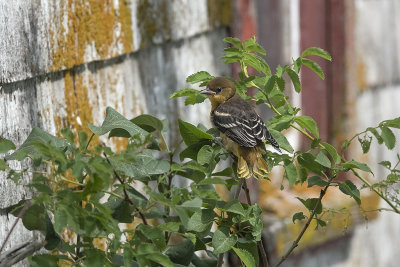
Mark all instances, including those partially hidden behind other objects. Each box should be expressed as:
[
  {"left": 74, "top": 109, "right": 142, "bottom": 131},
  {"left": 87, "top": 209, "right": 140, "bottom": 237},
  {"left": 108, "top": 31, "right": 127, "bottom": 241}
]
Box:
[{"left": 200, "top": 77, "right": 281, "bottom": 179}]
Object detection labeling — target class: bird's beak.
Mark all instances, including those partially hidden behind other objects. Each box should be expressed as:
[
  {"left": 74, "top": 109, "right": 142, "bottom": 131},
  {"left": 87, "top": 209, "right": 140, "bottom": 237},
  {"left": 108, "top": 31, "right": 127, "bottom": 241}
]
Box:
[{"left": 200, "top": 88, "right": 215, "bottom": 95}]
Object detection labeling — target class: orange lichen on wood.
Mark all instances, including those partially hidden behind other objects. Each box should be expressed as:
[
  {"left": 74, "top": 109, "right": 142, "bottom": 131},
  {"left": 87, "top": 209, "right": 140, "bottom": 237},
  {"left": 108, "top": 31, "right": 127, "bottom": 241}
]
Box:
[
  {"left": 356, "top": 58, "right": 368, "bottom": 91},
  {"left": 51, "top": 0, "right": 134, "bottom": 70}
]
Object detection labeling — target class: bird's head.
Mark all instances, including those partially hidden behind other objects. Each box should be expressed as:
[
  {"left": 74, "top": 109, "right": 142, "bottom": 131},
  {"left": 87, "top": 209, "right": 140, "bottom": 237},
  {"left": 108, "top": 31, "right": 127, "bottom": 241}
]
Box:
[{"left": 200, "top": 77, "right": 236, "bottom": 110}]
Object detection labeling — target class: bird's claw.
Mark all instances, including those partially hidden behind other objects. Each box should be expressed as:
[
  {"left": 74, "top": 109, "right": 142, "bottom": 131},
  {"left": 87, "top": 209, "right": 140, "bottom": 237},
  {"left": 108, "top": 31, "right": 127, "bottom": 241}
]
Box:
[{"left": 212, "top": 134, "right": 224, "bottom": 147}]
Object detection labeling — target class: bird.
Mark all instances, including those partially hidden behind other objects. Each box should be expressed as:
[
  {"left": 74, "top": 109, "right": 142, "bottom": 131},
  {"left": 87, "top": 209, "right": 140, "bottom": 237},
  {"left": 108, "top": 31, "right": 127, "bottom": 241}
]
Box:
[{"left": 200, "top": 77, "right": 281, "bottom": 179}]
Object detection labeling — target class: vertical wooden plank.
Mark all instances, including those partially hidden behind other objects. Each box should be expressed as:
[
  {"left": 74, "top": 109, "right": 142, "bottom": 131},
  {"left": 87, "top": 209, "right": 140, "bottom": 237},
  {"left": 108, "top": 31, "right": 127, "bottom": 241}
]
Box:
[{"left": 300, "top": 0, "right": 329, "bottom": 142}]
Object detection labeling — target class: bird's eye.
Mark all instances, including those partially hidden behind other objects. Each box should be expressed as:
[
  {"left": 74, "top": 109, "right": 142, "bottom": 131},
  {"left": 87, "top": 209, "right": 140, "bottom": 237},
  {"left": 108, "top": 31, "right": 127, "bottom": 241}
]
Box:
[{"left": 216, "top": 87, "right": 222, "bottom": 93}]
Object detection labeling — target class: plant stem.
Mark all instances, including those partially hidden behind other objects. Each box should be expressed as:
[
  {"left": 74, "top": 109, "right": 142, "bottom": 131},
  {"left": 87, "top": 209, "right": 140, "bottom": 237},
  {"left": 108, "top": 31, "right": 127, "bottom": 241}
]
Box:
[
  {"left": 103, "top": 152, "right": 148, "bottom": 225},
  {"left": 0, "top": 200, "right": 31, "bottom": 253},
  {"left": 85, "top": 133, "right": 95, "bottom": 150},
  {"left": 351, "top": 169, "right": 400, "bottom": 214},
  {"left": 165, "top": 152, "right": 174, "bottom": 243},
  {"left": 60, "top": 177, "right": 84, "bottom": 186},
  {"left": 273, "top": 176, "right": 334, "bottom": 267}
]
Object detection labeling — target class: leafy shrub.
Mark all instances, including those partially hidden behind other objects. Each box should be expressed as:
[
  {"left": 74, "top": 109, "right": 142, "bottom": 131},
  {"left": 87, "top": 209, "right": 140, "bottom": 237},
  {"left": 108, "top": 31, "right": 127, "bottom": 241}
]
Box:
[{"left": 1, "top": 37, "right": 399, "bottom": 267}]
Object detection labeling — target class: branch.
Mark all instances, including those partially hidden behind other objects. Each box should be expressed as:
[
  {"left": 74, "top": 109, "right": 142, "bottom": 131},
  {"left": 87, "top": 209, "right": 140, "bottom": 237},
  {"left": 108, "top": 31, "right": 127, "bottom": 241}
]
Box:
[
  {"left": 0, "top": 200, "right": 31, "bottom": 253},
  {"left": 0, "top": 239, "right": 46, "bottom": 267},
  {"left": 103, "top": 153, "right": 148, "bottom": 225},
  {"left": 273, "top": 176, "right": 334, "bottom": 267},
  {"left": 351, "top": 169, "right": 400, "bottom": 214}
]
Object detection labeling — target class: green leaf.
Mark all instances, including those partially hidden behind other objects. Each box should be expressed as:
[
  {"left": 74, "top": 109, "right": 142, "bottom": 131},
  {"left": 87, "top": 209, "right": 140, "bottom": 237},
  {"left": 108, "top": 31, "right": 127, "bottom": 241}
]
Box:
[
  {"left": 60, "top": 128, "right": 74, "bottom": 144},
  {"left": 297, "top": 197, "right": 322, "bottom": 214},
  {"left": 264, "top": 75, "right": 276, "bottom": 95},
  {"left": 158, "top": 222, "right": 181, "bottom": 233},
  {"left": 170, "top": 88, "right": 199, "bottom": 98},
  {"left": 0, "top": 137, "right": 16, "bottom": 153},
  {"left": 198, "top": 177, "right": 227, "bottom": 185},
  {"left": 269, "top": 129, "right": 294, "bottom": 153},
  {"left": 380, "top": 126, "right": 396, "bottom": 150},
  {"left": 223, "top": 37, "right": 244, "bottom": 49},
  {"left": 170, "top": 88, "right": 207, "bottom": 105},
  {"left": 358, "top": 135, "right": 372, "bottom": 154},
  {"left": 322, "top": 142, "right": 341, "bottom": 165},
  {"left": 29, "top": 254, "right": 59, "bottom": 267},
  {"left": 284, "top": 161, "right": 297, "bottom": 186},
  {"left": 342, "top": 160, "right": 373, "bottom": 174},
  {"left": 307, "top": 176, "right": 328, "bottom": 187},
  {"left": 267, "top": 114, "right": 294, "bottom": 131},
  {"left": 276, "top": 65, "right": 284, "bottom": 77},
  {"left": 0, "top": 159, "right": 7, "bottom": 171},
  {"left": 297, "top": 153, "right": 323, "bottom": 174},
  {"left": 244, "top": 37, "right": 266, "bottom": 55},
  {"left": 165, "top": 239, "right": 195, "bottom": 266},
  {"left": 292, "top": 212, "right": 306, "bottom": 223},
  {"left": 112, "top": 153, "right": 170, "bottom": 179},
  {"left": 276, "top": 77, "right": 285, "bottom": 92},
  {"left": 232, "top": 247, "right": 256, "bottom": 267},
  {"left": 178, "top": 120, "right": 214, "bottom": 146},
  {"left": 302, "top": 58, "right": 325, "bottom": 80},
  {"left": 88, "top": 107, "right": 148, "bottom": 138},
  {"left": 315, "top": 151, "right": 331, "bottom": 168},
  {"left": 212, "top": 227, "right": 238, "bottom": 254},
  {"left": 197, "top": 145, "right": 214, "bottom": 165},
  {"left": 185, "top": 94, "right": 207, "bottom": 105},
  {"left": 186, "top": 71, "right": 214, "bottom": 84},
  {"left": 109, "top": 199, "right": 134, "bottom": 223},
  {"left": 181, "top": 198, "right": 203, "bottom": 209},
  {"left": 301, "top": 47, "right": 332, "bottom": 61},
  {"left": 6, "top": 128, "right": 69, "bottom": 160},
  {"left": 243, "top": 53, "right": 264, "bottom": 73},
  {"left": 315, "top": 218, "right": 327, "bottom": 228},
  {"left": 341, "top": 140, "right": 350, "bottom": 151},
  {"left": 383, "top": 117, "right": 400, "bottom": 129},
  {"left": 367, "top": 127, "right": 383, "bottom": 144},
  {"left": 216, "top": 200, "right": 246, "bottom": 216},
  {"left": 295, "top": 115, "right": 320, "bottom": 138},
  {"left": 83, "top": 249, "right": 107, "bottom": 267},
  {"left": 179, "top": 140, "right": 211, "bottom": 161},
  {"left": 339, "top": 180, "right": 361, "bottom": 205},
  {"left": 136, "top": 224, "right": 166, "bottom": 250},
  {"left": 212, "top": 167, "right": 233, "bottom": 177},
  {"left": 294, "top": 57, "right": 302, "bottom": 73},
  {"left": 286, "top": 68, "right": 301, "bottom": 93},
  {"left": 78, "top": 131, "right": 88, "bottom": 149},
  {"left": 130, "top": 114, "right": 164, "bottom": 132},
  {"left": 379, "top": 160, "right": 391, "bottom": 169},
  {"left": 22, "top": 204, "right": 47, "bottom": 231},
  {"left": 187, "top": 209, "right": 216, "bottom": 232}
]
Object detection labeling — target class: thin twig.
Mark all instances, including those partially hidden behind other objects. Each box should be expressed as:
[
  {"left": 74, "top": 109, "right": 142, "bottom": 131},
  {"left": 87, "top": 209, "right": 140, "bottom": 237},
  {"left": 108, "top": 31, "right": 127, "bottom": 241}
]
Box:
[
  {"left": 85, "top": 133, "right": 95, "bottom": 150},
  {"left": 273, "top": 176, "right": 334, "bottom": 267},
  {"left": 0, "top": 239, "right": 47, "bottom": 266},
  {"left": 103, "top": 152, "right": 148, "bottom": 225},
  {"left": 0, "top": 200, "right": 31, "bottom": 253},
  {"left": 243, "top": 181, "right": 270, "bottom": 267},
  {"left": 165, "top": 152, "right": 174, "bottom": 243},
  {"left": 351, "top": 168, "right": 400, "bottom": 214},
  {"left": 217, "top": 254, "right": 224, "bottom": 267}
]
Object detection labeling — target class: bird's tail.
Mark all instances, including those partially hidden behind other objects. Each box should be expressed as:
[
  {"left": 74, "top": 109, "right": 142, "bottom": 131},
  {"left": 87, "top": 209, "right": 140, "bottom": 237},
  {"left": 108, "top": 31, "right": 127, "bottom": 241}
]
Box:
[
  {"left": 236, "top": 147, "right": 269, "bottom": 179},
  {"left": 237, "top": 155, "right": 252, "bottom": 179},
  {"left": 252, "top": 154, "right": 269, "bottom": 179}
]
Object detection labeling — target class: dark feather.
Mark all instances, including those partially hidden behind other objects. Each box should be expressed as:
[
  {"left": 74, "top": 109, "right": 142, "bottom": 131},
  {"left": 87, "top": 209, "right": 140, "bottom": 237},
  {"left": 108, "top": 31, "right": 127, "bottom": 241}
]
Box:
[{"left": 212, "top": 94, "right": 281, "bottom": 152}]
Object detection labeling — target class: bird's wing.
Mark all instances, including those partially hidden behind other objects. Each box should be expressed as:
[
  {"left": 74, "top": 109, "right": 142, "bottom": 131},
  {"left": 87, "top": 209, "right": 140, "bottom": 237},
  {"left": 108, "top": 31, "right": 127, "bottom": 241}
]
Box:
[
  {"left": 213, "top": 104, "right": 281, "bottom": 151},
  {"left": 212, "top": 106, "right": 262, "bottom": 148}
]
